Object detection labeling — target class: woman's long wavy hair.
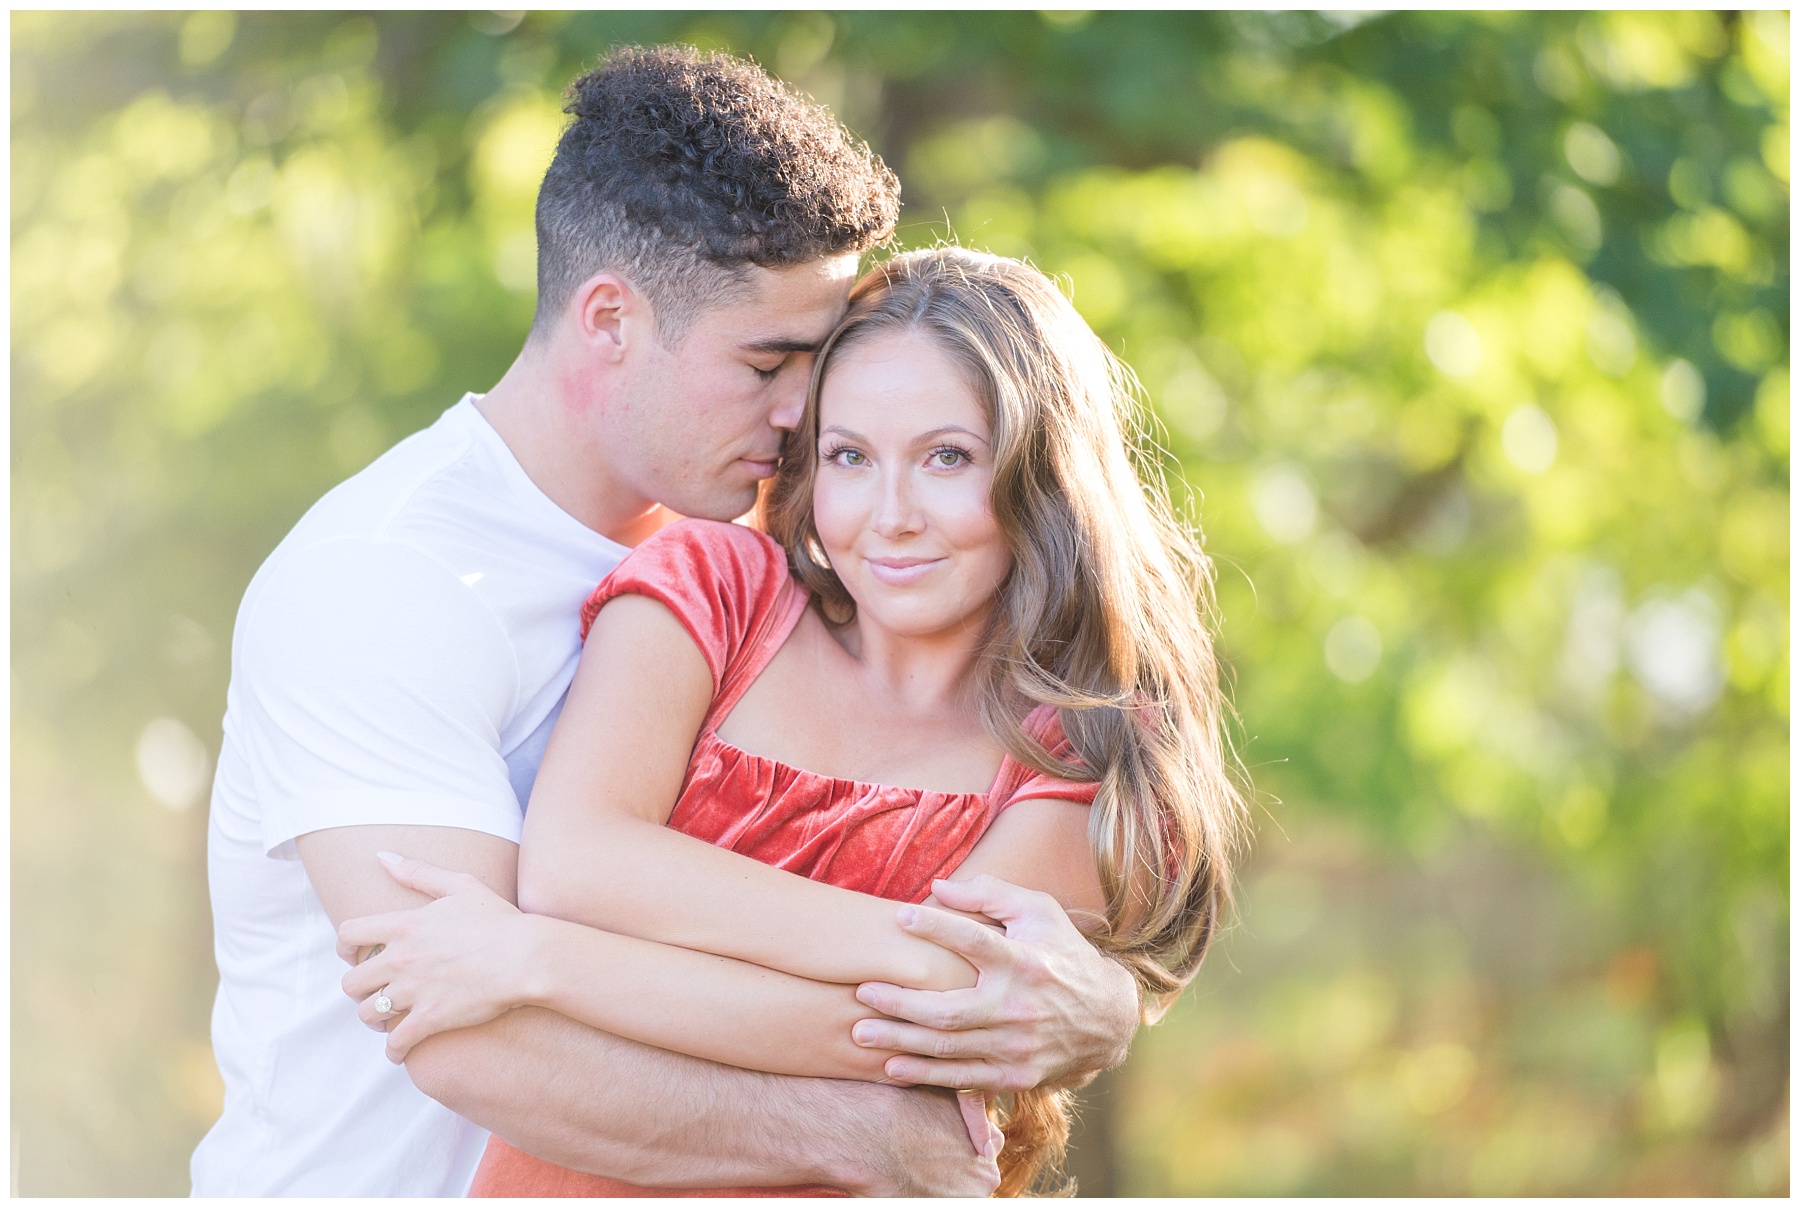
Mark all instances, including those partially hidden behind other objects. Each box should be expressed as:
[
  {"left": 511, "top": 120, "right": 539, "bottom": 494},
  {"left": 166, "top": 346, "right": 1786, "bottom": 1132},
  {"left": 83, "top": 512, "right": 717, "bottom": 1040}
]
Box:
[{"left": 763, "top": 246, "right": 1246, "bottom": 1195}]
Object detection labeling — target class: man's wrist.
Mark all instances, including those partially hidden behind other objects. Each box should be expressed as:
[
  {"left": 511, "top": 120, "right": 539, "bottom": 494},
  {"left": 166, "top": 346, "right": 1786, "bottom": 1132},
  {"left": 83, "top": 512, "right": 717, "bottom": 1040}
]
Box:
[
  {"left": 1097, "top": 953, "right": 1141, "bottom": 1068},
  {"left": 800, "top": 1079, "right": 906, "bottom": 1196},
  {"left": 1046, "top": 950, "right": 1139, "bottom": 1086},
  {"left": 810, "top": 1081, "right": 884, "bottom": 1194}
]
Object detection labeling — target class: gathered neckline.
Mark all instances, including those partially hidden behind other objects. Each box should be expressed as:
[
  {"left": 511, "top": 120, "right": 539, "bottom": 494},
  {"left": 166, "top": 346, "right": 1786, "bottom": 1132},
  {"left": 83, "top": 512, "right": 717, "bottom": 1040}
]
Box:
[{"left": 693, "top": 728, "right": 1012, "bottom": 802}]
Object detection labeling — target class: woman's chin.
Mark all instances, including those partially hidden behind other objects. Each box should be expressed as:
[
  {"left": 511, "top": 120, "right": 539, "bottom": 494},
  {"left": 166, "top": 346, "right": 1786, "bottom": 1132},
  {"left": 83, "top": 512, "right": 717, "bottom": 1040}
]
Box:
[{"left": 847, "top": 592, "right": 992, "bottom": 643}]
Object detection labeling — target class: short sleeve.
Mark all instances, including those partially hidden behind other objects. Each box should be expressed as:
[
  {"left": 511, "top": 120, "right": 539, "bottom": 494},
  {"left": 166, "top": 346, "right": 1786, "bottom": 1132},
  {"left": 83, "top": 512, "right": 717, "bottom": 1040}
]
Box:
[
  {"left": 992, "top": 706, "right": 1101, "bottom": 812},
  {"left": 579, "top": 519, "right": 790, "bottom": 695},
  {"left": 233, "top": 536, "right": 527, "bottom": 857}
]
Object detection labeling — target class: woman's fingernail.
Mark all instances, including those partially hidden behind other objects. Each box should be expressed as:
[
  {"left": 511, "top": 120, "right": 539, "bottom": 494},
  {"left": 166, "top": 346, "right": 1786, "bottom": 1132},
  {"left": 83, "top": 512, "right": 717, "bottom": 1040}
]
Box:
[
  {"left": 896, "top": 906, "right": 918, "bottom": 926},
  {"left": 376, "top": 851, "right": 403, "bottom": 866},
  {"left": 852, "top": 1021, "right": 877, "bottom": 1046}
]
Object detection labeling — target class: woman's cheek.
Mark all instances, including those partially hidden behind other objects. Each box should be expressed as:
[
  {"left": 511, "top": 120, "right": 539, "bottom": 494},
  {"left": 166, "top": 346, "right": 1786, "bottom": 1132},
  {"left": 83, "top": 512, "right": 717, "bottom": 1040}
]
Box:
[
  {"left": 967, "top": 485, "right": 1011, "bottom": 596},
  {"left": 936, "top": 473, "right": 1001, "bottom": 550},
  {"left": 811, "top": 477, "right": 862, "bottom": 563}
]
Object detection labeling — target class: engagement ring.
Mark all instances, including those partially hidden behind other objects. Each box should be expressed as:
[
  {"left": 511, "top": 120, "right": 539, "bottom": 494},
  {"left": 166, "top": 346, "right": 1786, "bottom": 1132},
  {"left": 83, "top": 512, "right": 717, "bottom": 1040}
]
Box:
[{"left": 374, "top": 991, "right": 393, "bottom": 1016}]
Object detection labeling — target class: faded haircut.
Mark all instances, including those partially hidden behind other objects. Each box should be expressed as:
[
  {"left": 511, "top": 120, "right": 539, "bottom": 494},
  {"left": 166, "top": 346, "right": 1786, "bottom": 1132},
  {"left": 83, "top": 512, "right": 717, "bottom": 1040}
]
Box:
[{"left": 531, "top": 44, "right": 900, "bottom": 346}]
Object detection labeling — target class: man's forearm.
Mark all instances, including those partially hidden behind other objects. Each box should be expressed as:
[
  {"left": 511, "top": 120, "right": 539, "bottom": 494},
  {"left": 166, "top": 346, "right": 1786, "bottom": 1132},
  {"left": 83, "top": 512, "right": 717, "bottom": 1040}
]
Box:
[{"left": 406, "top": 1006, "right": 932, "bottom": 1193}]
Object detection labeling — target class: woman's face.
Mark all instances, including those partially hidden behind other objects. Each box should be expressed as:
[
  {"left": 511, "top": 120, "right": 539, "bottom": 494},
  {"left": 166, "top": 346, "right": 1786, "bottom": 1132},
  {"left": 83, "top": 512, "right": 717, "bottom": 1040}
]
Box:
[{"left": 811, "top": 329, "right": 1012, "bottom": 643}]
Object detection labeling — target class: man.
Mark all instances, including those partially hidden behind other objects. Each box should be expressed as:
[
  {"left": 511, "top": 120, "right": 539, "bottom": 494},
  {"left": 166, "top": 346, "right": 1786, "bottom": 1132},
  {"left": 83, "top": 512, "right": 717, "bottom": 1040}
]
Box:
[{"left": 194, "top": 45, "right": 1139, "bottom": 1196}]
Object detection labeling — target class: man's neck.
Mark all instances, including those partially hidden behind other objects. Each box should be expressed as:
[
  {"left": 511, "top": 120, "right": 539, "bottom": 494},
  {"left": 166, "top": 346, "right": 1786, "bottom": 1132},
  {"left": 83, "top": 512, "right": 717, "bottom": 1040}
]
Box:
[{"left": 475, "top": 344, "right": 672, "bottom": 546}]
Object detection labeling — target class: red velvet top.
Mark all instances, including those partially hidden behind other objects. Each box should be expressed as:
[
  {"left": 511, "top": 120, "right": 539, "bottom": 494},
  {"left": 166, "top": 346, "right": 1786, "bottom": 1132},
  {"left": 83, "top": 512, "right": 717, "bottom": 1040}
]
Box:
[{"left": 470, "top": 519, "right": 1096, "bottom": 1198}]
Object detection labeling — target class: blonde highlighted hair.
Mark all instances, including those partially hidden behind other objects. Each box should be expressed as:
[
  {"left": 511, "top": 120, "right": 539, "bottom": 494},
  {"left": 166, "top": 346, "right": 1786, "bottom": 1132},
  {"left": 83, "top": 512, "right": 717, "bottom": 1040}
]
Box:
[{"left": 763, "top": 247, "right": 1246, "bottom": 1195}]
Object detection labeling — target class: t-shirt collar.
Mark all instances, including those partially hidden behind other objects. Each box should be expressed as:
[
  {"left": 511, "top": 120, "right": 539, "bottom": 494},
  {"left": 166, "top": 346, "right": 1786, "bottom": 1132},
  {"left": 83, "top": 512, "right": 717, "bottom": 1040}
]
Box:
[{"left": 451, "top": 393, "right": 628, "bottom": 559}]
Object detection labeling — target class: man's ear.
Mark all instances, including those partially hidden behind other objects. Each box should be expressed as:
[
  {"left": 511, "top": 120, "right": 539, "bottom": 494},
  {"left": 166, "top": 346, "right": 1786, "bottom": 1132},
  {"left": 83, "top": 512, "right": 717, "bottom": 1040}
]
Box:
[{"left": 569, "top": 272, "right": 652, "bottom": 363}]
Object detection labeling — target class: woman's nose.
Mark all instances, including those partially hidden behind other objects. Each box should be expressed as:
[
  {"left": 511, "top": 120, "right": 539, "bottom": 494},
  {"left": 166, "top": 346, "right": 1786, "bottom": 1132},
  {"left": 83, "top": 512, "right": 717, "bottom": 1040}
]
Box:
[{"left": 871, "top": 468, "right": 922, "bottom": 537}]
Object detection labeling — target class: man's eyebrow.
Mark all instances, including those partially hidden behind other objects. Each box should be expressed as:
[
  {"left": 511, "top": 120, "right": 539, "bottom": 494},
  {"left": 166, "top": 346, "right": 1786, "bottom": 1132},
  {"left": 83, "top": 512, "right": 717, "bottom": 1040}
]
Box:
[{"left": 741, "top": 337, "right": 826, "bottom": 355}]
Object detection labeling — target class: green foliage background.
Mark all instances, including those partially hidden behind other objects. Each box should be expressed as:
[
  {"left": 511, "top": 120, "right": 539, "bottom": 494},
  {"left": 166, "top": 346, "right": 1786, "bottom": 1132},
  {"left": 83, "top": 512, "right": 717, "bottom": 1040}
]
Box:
[{"left": 11, "top": 11, "right": 1789, "bottom": 1196}]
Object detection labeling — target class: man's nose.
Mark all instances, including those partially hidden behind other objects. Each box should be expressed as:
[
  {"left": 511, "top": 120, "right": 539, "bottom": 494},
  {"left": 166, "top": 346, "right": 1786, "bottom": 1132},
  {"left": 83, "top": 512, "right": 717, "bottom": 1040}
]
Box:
[{"left": 769, "top": 376, "right": 808, "bottom": 431}]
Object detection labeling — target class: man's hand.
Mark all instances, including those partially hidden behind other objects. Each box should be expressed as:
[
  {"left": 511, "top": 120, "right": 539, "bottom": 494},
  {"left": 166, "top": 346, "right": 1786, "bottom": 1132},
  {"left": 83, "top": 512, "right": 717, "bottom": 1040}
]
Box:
[{"left": 849, "top": 874, "right": 1139, "bottom": 1092}]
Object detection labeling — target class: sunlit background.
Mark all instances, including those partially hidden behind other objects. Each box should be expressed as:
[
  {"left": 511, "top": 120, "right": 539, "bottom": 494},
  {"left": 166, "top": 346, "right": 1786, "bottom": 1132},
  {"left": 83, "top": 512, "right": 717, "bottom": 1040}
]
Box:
[{"left": 11, "top": 11, "right": 1789, "bottom": 1196}]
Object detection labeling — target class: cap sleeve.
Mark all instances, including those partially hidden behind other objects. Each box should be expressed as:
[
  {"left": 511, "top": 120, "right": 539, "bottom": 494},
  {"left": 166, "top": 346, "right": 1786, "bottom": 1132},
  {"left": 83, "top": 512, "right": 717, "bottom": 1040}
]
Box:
[
  {"left": 580, "top": 519, "right": 790, "bottom": 694},
  {"left": 992, "top": 706, "right": 1100, "bottom": 813}
]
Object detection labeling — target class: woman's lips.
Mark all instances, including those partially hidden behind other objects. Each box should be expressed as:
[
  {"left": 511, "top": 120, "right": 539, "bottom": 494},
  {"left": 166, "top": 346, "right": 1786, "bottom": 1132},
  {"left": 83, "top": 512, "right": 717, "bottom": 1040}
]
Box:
[{"left": 865, "top": 556, "right": 946, "bottom": 586}]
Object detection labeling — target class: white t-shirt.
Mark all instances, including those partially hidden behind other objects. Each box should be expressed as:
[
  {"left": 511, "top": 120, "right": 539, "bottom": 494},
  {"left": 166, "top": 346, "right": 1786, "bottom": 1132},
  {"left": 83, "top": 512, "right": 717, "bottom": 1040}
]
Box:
[{"left": 191, "top": 396, "right": 628, "bottom": 1196}]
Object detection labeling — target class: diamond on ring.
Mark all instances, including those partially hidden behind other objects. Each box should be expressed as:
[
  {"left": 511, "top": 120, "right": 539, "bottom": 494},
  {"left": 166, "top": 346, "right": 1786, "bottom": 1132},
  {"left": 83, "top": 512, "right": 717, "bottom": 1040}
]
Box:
[{"left": 374, "top": 991, "right": 393, "bottom": 1015}]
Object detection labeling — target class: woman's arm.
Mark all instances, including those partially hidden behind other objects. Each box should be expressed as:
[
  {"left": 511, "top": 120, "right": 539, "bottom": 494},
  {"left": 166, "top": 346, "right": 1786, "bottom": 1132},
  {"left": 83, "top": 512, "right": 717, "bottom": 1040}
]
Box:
[
  {"left": 338, "top": 858, "right": 892, "bottom": 1078},
  {"left": 337, "top": 799, "right": 1104, "bottom": 1079},
  {"left": 520, "top": 594, "right": 976, "bottom": 990}
]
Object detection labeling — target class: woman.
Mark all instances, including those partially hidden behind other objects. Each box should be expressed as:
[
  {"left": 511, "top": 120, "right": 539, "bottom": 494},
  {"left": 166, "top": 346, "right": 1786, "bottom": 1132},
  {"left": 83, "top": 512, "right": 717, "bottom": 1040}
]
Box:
[{"left": 340, "top": 247, "right": 1245, "bottom": 1195}]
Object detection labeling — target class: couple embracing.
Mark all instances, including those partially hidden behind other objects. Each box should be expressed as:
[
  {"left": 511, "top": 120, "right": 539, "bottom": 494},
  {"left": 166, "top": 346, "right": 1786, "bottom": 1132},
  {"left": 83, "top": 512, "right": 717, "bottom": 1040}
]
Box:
[{"left": 194, "top": 44, "right": 1242, "bottom": 1197}]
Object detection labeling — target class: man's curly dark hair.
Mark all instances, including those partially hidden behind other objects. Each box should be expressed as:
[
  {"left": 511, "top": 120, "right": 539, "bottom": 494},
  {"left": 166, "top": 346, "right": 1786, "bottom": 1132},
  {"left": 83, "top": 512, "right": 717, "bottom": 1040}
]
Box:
[{"left": 532, "top": 44, "right": 900, "bottom": 344}]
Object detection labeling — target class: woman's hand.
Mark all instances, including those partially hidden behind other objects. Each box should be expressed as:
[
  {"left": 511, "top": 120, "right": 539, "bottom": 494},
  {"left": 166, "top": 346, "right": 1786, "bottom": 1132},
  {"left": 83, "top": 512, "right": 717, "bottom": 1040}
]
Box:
[{"left": 338, "top": 852, "right": 546, "bottom": 1064}]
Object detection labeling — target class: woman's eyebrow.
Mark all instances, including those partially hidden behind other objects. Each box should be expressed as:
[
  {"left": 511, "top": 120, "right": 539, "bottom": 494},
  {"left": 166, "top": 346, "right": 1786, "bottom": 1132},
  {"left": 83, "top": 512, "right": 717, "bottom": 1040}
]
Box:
[
  {"left": 914, "top": 425, "right": 990, "bottom": 445},
  {"left": 817, "top": 424, "right": 992, "bottom": 446}
]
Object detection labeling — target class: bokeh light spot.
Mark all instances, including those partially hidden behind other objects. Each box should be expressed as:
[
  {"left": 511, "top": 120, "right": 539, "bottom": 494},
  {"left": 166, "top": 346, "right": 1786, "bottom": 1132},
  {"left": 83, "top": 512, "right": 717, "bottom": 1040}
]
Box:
[
  {"left": 1251, "top": 464, "right": 1319, "bottom": 544},
  {"left": 135, "top": 718, "right": 210, "bottom": 811},
  {"left": 1425, "top": 311, "right": 1483, "bottom": 379},
  {"left": 1325, "top": 615, "right": 1383, "bottom": 684},
  {"left": 1658, "top": 359, "right": 1705, "bottom": 423},
  {"left": 1501, "top": 404, "right": 1558, "bottom": 475}
]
